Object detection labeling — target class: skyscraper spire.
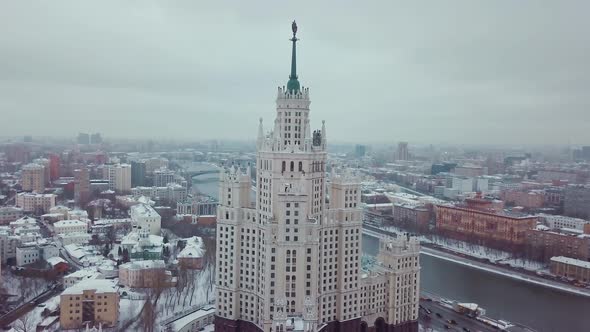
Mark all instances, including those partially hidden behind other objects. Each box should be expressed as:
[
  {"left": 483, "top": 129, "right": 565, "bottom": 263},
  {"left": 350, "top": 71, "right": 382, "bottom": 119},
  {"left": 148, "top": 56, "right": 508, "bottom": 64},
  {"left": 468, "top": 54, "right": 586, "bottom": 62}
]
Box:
[{"left": 287, "top": 20, "right": 300, "bottom": 93}]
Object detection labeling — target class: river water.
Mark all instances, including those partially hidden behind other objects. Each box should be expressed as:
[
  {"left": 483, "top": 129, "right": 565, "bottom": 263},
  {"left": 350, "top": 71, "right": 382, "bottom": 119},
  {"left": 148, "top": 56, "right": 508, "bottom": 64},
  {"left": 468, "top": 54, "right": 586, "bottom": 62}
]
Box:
[
  {"left": 192, "top": 165, "right": 590, "bottom": 332},
  {"left": 362, "top": 234, "right": 590, "bottom": 332}
]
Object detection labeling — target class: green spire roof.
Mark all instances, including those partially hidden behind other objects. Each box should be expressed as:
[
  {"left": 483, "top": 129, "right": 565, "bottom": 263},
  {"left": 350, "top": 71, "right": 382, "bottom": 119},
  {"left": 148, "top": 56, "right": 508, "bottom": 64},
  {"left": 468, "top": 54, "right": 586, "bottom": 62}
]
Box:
[{"left": 287, "top": 20, "right": 300, "bottom": 93}]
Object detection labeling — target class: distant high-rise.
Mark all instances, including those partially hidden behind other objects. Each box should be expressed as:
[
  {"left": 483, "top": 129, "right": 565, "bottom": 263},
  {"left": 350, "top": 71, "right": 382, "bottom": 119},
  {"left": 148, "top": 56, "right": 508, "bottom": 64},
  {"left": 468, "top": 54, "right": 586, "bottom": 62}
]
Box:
[
  {"left": 3, "top": 143, "right": 31, "bottom": 163},
  {"left": 215, "top": 22, "right": 420, "bottom": 332},
  {"left": 21, "top": 163, "right": 45, "bottom": 193},
  {"left": 397, "top": 141, "right": 409, "bottom": 161},
  {"left": 564, "top": 185, "right": 590, "bottom": 219},
  {"left": 48, "top": 153, "right": 60, "bottom": 181},
  {"left": 107, "top": 164, "right": 132, "bottom": 193},
  {"left": 131, "top": 160, "right": 147, "bottom": 187},
  {"left": 355, "top": 144, "right": 366, "bottom": 157},
  {"left": 77, "top": 133, "right": 90, "bottom": 145},
  {"left": 154, "top": 168, "right": 175, "bottom": 187},
  {"left": 74, "top": 167, "right": 91, "bottom": 207},
  {"left": 90, "top": 133, "right": 102, "bottom": 144}
]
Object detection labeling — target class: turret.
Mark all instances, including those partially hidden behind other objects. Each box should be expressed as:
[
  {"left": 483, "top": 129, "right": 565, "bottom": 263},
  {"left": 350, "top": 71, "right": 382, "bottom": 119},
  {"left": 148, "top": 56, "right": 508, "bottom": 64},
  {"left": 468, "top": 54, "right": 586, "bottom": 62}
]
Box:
[{"left": 257, "top": 118, "right": 264, "bottom": 149}]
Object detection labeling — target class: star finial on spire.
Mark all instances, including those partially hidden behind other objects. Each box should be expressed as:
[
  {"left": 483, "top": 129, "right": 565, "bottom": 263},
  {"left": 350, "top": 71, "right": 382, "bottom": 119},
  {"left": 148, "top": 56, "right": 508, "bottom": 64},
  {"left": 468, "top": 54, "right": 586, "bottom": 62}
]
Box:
[{"left": 292, "top": 20, "right": 298, "bottom": 37}]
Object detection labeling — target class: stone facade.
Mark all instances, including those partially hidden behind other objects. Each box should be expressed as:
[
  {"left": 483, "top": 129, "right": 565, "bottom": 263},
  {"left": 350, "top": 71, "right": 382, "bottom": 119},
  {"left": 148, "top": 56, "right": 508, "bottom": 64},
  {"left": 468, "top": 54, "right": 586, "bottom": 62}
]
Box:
[
  {"left": 435, "top": 204, "right": 537, "bottom": 250},
  {"left": 215, "top": 23, "right": 419, "bottom": 332}
]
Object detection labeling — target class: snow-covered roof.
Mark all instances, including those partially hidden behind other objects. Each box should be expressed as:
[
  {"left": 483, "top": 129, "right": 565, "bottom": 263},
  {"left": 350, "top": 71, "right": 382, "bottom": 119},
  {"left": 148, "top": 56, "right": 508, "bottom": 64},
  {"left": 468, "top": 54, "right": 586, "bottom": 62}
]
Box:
[
  {"left": 120, "top": 260, "right": 165, "bottom": 270},
  {"left": 62, "top": 279, "right": 117, "bottom": 295},
  {"left": 64, "top": 244, "right": 87, "bottom": 260},
  {"left": 170, "top": 305, "right": 215, "bottom": 331},
  {"left": 55, "top": 219, "right": 88, "bottom": 228},
  {"left": 10, "top": 216, "right": 37, "bottom": 225},
  {"left": 551, "top": 256, "right": 590, "bottom": 269},
  {"left": 131, "top": 203, "right": 159, "bottom": 218},
  {"left": 46, "top": 256, "right": 67, "bottom": 266},
  {"left": 178, "top": 236, "right": 204, "bottom": 258},
  {"left": 65, "top": 268, "right": 99, "bottom": 280}
]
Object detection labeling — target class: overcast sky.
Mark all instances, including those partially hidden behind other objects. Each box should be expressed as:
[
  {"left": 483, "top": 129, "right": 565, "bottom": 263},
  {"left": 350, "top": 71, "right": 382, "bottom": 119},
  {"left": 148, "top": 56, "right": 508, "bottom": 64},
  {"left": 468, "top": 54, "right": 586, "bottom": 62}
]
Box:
[{"left": 0, "top": 1, "right": 589, "bottom": 145}]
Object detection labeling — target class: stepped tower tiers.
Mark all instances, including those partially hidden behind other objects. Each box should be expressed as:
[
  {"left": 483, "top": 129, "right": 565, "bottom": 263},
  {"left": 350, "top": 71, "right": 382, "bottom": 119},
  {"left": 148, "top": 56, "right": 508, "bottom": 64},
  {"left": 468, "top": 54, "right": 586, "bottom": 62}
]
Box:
[{"left": 215, "top": 22, "right": 420, "bottom": 332}]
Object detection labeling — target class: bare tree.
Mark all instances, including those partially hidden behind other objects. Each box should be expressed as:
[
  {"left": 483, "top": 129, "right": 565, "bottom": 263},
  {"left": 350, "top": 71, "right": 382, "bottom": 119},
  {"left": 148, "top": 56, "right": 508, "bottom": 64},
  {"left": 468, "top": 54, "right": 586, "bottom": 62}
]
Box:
[{"left": 13, "top": 314, "right": 35, "bottom": 332}]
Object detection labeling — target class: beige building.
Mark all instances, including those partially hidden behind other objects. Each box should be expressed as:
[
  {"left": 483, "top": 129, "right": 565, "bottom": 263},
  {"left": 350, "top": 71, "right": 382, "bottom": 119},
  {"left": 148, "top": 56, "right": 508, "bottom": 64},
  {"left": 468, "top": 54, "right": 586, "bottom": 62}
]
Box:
[
  {"left": 107, "top": 164, "right": 132, "bottom": 193},
  {"left": 215, "top": 22, "right": 420, "bottom": 332},
  {"left": 119, "top": 260, "right": 172, "bottom": 288},
  {"left": 59, "top": 279, "right": 119, "bottom": 330},
  {"left": 550, "top": 256, "right": 590, "bottom": 283},
  {"left": 360, "top": 236, "right": 421, "bottom": 329},
  {"left": 54, "top": 219, "right": 88, "bottom": 235},
  {"left": 21, "top": 163, "right": 45, "bottom": 193},
  {"left": 15, "top": 193, "right": 56, "bottom": 214}
]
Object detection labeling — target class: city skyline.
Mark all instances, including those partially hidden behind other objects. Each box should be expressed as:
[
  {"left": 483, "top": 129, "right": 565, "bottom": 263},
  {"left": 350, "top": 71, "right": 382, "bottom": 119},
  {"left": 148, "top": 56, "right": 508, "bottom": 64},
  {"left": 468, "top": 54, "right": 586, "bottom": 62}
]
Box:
[{"left": 1, "top": 1, "right": 590, "bottom": 144}]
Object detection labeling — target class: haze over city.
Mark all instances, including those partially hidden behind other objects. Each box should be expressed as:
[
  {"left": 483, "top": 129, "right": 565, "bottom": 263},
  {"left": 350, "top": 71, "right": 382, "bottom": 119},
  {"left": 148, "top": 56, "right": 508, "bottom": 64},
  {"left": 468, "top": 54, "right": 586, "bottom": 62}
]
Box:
[
  {"left": 1, "top": 1, "right": 590, "bottom": 144},
  {"left": 2, "top": 2, "right": 590, "bottom": 332}
]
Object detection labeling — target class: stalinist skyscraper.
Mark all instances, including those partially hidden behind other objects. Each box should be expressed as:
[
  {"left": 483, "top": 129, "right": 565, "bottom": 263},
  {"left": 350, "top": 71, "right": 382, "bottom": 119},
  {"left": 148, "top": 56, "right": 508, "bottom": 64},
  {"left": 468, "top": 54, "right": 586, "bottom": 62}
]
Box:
[{"left": 215, "top": 22, "right": 420, "bottom": 332}]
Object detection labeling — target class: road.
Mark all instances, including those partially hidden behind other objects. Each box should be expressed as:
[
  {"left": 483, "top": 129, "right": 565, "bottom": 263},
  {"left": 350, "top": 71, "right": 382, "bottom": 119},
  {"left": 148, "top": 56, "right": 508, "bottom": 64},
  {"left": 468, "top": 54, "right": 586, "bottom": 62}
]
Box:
[
  {"left": 0, "top": 285, "right": 61, "bottom": 327},
  {"left": 419, "top": 299, "right": 496, "bottom": 332},
  {"left": 362, "top": 224, "right": 590, "bottom": 298}
]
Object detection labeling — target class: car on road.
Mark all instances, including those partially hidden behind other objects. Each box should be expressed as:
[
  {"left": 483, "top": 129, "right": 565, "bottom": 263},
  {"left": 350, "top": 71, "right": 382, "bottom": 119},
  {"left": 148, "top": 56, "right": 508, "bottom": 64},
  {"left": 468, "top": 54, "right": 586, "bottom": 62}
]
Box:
[
  {"left": 444, "top": 324, "right": 450, "bottom": 329},
  {"left": 450, "top": 319, "right": 457, "bottom": 325},
  {"left": 37, "top": 303, "right": 46, "bottom": 307},
  {"left": 462, "top": 328, "right": 471, "bottom": 332},
  {"left": 436, "top": 312, "right": 443, "bottom": 318}
]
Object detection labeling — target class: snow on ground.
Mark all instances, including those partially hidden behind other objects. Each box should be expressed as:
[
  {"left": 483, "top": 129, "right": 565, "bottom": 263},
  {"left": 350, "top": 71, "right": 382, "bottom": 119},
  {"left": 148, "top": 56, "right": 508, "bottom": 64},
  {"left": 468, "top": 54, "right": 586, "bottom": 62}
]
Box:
[
  {"left": 1, "top": 269, "right": 50, "bottom": 305},
  {"left": 419, "top": 325, "right": 443, "bottom": 332},
  {"left": 12, "top": 294, "right": 60, "bottom": 331},
  {"left": 118, "top": 298, "right": 145, "bottom": 329},
  {"left": 496, "top": 257, "right": 548, "bottom": 271},
  {"left": 117, "top": 262, "right": 215, "bottom": 330},
  {"left": 380, "top": 225, "right": 548, "bottom": 272}
]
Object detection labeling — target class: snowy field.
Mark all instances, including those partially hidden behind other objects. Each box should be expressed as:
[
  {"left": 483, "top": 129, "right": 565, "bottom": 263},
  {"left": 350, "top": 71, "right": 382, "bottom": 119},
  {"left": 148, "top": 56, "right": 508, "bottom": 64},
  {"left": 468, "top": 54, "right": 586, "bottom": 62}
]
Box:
[{"left": 11, "top": 294, "right": 60, "bottom": 332}]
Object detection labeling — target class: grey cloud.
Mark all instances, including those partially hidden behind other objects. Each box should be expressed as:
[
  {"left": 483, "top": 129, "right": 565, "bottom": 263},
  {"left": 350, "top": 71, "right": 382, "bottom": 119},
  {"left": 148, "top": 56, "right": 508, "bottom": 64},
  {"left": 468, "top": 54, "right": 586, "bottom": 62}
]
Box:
[{"left": 0, "top": 0, "right": 589, "bottom": 145}]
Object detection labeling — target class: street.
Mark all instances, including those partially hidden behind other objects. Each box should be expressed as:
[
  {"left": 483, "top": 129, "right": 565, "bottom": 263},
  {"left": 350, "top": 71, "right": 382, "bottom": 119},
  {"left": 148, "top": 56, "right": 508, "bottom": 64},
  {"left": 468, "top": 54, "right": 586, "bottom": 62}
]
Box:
[{"left": 419, "top": 300, "right": 494, "bottom": 332}]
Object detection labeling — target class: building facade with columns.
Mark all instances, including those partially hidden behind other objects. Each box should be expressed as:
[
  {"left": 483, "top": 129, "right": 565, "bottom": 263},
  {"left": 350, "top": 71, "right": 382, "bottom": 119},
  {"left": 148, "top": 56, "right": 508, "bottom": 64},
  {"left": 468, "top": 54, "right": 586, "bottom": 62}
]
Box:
[{"left": 215, "top": 22, "right": 419, "bottom": 332}]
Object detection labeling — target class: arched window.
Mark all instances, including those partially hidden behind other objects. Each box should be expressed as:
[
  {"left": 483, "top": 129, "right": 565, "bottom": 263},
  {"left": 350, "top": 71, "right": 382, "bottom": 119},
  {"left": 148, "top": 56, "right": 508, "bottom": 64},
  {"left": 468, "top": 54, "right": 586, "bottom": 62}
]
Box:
[
  {"left": 290, "top": 161, "right": 294, "bottom": 172},
  {"left": 282, "top": 161, "right": 286, "bottom": 172},
  {"left": 299, "top": 161, "right": 303, "bottom": 171}
]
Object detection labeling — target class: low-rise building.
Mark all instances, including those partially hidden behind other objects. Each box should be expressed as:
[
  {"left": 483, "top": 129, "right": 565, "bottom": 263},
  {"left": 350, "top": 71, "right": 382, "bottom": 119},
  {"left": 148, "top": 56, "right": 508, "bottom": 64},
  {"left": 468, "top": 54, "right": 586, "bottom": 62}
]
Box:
[
  {"left": 131, "top": 183, "right": 187, "bottom": 203},
  {"left": 59, "top": 279, "right": 119, "bottom": 329},
  {"left": 63, "top": 269, "right": 104, "bottom": 288},
  {"left": 177, "top": 237, "right": 205, "bottom": 270},
  {"left": 392, "top": 203, "right": 431, "bottom": 230},
  {"left": 15, "top": 193, "right": 56, "bottom": 214},
  {"left": 501, "top": 190, "right": 545, "bottom": 209},
  {"left": 58, "top": 232, "right": 91, "bottom": 246},
  {"left": 119, "top": 260, "right": 172, "bottom": 288},
  {"left": 539, "top": 214, "right": 590, "bottom": 231},
  {"left": 550, "top": 256, "right": 590, "bottom": 283},
  {"left": 163, "top": 305, "right": 215, "bottom": 332},
  {"left": 525, "top": 226, "right": 590, "bottom": 262},
  {"left": 54, "top": 219, "right": 88, "bottom": 235},
  {"left": 16, "top": 243, "right": 59, "bottom": 267},
  {"left": 435, "top": 203, "right": 537, "bottom": 250},
  {"left": 120, "top": 230, "right": 164, "bottom": 261},
  {"left": 0, "top": 206, "right": 24, "bottom": 225},
  {"left": 130, "top": 203, "right": 161, "bottom": 235}
]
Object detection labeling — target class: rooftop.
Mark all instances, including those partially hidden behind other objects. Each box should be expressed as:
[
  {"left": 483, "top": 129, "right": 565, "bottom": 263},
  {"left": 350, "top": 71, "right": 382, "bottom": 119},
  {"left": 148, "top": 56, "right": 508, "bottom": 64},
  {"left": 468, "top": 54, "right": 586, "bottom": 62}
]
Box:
[
  {"left": 62, "top": 279, "right": 117, "bottom": 295},
  {"left": 551, "top": 256, "right": 590, "bottom": 269},
  {"left": 120, "top": 259, "right": 165, "bottom": 270},
  {"left": 55, "top": 219, "right": 87, "bottom": 227}
]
